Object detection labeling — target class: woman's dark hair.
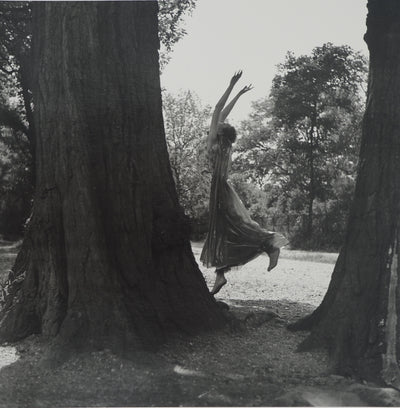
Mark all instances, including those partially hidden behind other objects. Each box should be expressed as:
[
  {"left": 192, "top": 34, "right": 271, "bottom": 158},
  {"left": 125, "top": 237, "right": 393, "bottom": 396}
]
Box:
[{"left": 218, "top": 123, "right": 237, "bottom": 144}]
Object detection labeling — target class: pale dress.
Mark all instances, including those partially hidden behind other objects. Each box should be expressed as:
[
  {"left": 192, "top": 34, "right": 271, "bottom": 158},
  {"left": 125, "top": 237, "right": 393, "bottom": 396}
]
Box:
[{"left": 200, "top": 137, "right": 288, "bottom": 269}]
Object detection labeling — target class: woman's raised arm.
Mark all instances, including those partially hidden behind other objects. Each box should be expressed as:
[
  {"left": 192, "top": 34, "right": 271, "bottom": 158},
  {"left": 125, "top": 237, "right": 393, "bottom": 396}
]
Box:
[
  {"left": 207, "top": 71, "right": 242, "bottom": 150},
  {"left": 220, "top": 84, "right": 253, "bottom": 123}
]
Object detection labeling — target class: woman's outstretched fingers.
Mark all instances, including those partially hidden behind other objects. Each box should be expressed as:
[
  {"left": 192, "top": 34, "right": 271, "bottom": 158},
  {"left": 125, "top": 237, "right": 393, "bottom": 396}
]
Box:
[
  {"left": 240, "top": 84, "right": 253, "bottom": 94},
  {"left": 230, "top": 70, "right": 243, "bottom": 85}
]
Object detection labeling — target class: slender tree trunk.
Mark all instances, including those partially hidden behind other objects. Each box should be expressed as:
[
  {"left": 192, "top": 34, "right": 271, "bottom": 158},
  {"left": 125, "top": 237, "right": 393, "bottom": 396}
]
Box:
[
  {"left": 0, "top": 2, "right": 225, "bottom": 351},
  {"left": 307, "top": 128, "right": 315, "bottom": 240},
  {"left": 306, "top": 196, "right": 314, "bottom": 239},
  {"left": 289, "top": 0, "right": 400, "bottom": 384}
]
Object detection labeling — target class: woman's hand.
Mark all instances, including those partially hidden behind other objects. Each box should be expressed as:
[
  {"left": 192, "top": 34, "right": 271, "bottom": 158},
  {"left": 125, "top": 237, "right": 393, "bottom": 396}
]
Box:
[
  {"left": 230, "top": 70, "right": 243, "bottom": 86},
  {"left": 239, "top": 84, "right": 253, "bottom": 95},
  {"left": 219, "top": 82, "right": 253, "bottom": 122}
]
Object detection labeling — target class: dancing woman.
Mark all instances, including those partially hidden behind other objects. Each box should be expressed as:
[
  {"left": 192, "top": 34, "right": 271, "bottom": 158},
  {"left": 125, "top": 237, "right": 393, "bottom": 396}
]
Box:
[{"left": 200, "top": 71, "right": 288, "bottom": 295}]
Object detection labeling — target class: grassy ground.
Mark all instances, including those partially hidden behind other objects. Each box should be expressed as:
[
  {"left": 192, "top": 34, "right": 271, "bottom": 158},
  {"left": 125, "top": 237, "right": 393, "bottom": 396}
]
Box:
[
  {"left": 191, "top": 241, "right": 339, "bottom": 264},
  {"left": 0, "top": 241, "right": 399, "bottom": 407}
]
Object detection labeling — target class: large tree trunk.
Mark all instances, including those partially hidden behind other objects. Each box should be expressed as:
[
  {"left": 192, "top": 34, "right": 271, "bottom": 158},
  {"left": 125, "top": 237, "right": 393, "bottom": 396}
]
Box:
[
  {"left": 289, "top": 0, "right": 400, "bottom": 384},
  {"left": 0, "top": 2, "right": 225, "bottom": 351}
]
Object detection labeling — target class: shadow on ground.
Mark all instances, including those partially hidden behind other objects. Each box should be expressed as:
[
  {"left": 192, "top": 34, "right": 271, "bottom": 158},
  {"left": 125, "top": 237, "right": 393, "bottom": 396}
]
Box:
[
  {"left": 0, "top": 299, "right": 399, "bottom": 407},
  {"left": 1, "top": 242, "right": 400, "bottom": 406}
]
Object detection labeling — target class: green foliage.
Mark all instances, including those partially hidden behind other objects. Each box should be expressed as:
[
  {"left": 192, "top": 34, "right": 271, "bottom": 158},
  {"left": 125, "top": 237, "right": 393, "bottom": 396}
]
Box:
[
  {"left": 163, "top": 90, "right": 211, "bottom": 238},
  {"left": 158, "top": 0, "right": 196, "bottom": 69}
]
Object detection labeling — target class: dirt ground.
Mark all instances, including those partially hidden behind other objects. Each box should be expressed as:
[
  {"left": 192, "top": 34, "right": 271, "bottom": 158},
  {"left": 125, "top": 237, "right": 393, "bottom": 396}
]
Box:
[{"left": 0, "top": 241, "right": 400, "bottom": 407}]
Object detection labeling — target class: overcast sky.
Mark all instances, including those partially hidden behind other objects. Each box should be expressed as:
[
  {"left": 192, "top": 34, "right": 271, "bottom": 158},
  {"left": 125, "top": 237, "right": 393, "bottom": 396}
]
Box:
[{"left": 160, "top": 0, "right": 369, "bottom": 124}]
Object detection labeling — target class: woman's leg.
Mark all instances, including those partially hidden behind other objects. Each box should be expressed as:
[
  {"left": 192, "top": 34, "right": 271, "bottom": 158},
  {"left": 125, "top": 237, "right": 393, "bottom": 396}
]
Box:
[
  {"left": 210, "top": 267, "right": 229, "bottom": 295},
  {"left": 263, "top": 241, "right": 280, "bottom": 271},
  {"left": 267, "top": 247, "right": 280, "bottom": 271}
]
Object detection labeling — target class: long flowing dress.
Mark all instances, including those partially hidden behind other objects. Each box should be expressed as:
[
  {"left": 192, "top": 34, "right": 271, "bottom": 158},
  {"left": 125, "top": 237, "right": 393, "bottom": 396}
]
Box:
[{"left": 200, "top": 137, "right": 287, "bottom": 269}]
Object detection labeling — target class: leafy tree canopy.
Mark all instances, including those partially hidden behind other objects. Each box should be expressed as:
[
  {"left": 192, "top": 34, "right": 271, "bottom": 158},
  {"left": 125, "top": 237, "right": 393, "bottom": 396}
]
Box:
[
  {"left": 235, "top": 43, "right": 368, "bottom": 249},
  {"left": 271, "top": 43, "right": 367, "bottom": 129},
  {"left": 158, "top": 0, "right": 196, "bottom": 68}
]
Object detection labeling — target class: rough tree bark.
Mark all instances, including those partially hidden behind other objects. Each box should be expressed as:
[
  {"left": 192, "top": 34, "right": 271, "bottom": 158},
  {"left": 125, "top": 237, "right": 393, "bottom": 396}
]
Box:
[
  {"left": 289, "top": 0, "right": 400, "bottom": 385},
  {"left": 0, "top": 2, "right": 225, "bottom": 351}
]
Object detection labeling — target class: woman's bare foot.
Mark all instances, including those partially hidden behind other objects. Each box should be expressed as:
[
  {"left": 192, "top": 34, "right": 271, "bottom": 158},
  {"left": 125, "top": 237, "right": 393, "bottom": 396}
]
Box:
[
  {"left": 267, "top": 248, "right": 280, "bottom": 271},
  {"left": 211, "top": 273, "right": 227, "bottom": 295}
]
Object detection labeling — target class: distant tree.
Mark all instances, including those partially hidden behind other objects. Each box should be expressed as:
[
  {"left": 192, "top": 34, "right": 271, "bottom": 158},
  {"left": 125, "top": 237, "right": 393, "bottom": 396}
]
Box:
[
  {"left": 234, "top": 99, "right": 276, "bottom": 188},
  {"left": 289, "top": 0, "right": 400, "bottom": 385},
  {"left": 163, "top": 90, "right": 211, "bottom": 226},
  {"left": 0, "top": 2, "right": 224, "bottom": 350},
  {"left": 236, "top": 44, "right": 367, "bottom": 248},
  {"left": 270, "top": 43, "right": 367, "bottom": 240}
]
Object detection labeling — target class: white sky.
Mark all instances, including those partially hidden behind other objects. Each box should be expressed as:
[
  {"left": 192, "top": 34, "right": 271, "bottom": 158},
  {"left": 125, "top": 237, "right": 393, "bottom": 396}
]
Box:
[{"left": 160, "top": 0, "right": 369, "bottom": 124}]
